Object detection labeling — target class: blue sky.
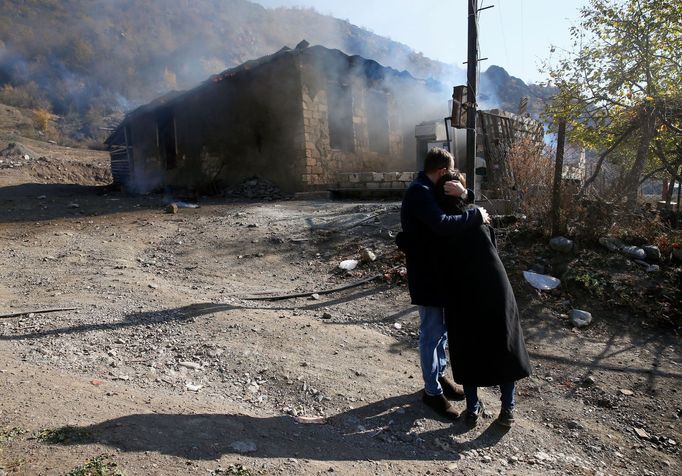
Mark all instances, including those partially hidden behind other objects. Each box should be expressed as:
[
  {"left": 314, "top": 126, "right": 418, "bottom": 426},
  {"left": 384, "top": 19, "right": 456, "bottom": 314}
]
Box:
[{"left": 253, "top": 0, "right": 591, "bottom": 84}]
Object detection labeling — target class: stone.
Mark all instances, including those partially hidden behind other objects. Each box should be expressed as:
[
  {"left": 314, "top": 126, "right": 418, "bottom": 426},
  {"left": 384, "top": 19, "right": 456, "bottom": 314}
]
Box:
[
  {"left": 619, "top": 389, "right": 634, "bottom": 396},
  {"left": 185, "top": 383, "right": 202, "bottom": 392},
  {"left": 360, "top": 248, "right": 376, "bottom": 262},
  {"left": 646, "top": 265, "right": 660, "bottom": 273},
  {"left": 642, "top": 245, "right": 661, "bottom": 261},
  {"left": 230, "top": 440, "right": 257, "bottom": 454},
  {"left": 570, "top": 309, "right": 592, "bottom": 328},
  {"left": 311, "top": 293, "right": 321, "bottom": 300},
  {"left": 634, "top": 428, "right": 650, "bottom": 440},
  {"left": 567, "top": 420, "right": 583, "bottom": 430},
  {"left": 321, "top": 312, "right": 332, "bottom": 319},
  {"left": 339, "top": 259, "right": 358, "bottom": 270},
  {"left": 672, "top": 248, "right": 682, "bottom": 262},
  {"left": 598, "top": 236, "right": 623, "bottom": 252},
  {"left": 165, "top": 203, "right": 178, "bottom": 214},
  {"left": 621, "top": 246, "right": 646, "bottom": 260},
  {"left": 582, "top": 376, "right": 596, "bottom": 387},
  {"left": 549, "top": 236, "right": 574, "bottom": 253},
  {"left": 178, "top": 361, "right": 202, "bottom": 370}
]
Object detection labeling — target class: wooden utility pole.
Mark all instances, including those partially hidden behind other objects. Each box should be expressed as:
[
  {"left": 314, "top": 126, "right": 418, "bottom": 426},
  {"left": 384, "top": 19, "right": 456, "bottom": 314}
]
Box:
[
  {"left": 466, "top": 0, "right": 479, "bottom": 189},
  {"left": 551, "top": 119, "right": 567, "bottom": 236}
]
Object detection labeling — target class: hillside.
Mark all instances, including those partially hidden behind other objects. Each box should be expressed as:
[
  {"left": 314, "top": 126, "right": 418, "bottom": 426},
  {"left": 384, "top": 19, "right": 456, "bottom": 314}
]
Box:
[{"left": 0, "top": 0, "right": 547, "bottom": 142}]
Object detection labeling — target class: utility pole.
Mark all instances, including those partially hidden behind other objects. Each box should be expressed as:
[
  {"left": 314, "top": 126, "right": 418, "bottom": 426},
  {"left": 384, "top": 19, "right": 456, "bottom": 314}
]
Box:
[
  {"left": 551, "top": 119, "right": 567, "bottom": 236},
  {"left": 466, "top": 0, "right": 478, "bottom": 190}
]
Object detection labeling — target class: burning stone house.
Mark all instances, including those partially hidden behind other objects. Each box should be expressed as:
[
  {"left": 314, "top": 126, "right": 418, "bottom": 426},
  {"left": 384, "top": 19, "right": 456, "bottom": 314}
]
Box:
[{"left": 106, "top": 42, "right": 444, "bottom": 194}]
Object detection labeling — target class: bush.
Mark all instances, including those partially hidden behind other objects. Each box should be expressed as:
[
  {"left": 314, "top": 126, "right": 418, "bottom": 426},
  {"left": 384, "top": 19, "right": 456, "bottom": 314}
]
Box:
[
  {"left": 507, "top": 138, "right": 554, "bottom": 224},
  {"left": 33, "top": 108, "right": 51, "bottom": 131}
]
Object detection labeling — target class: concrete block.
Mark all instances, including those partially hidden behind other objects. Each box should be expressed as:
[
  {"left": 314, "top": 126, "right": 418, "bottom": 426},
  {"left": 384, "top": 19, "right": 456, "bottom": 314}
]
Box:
[
  {"left": 371, "top": 172, "right": 384, "bottom": 182},
  {"left": 367, "top": 182, "right": 380, "bottom": 189}
]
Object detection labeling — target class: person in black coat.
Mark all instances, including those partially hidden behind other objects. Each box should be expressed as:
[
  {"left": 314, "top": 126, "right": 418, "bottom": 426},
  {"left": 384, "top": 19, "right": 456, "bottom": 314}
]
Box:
[
  {"left": 397, "top": 148, "right": 490, "bottom": 420},
  {"left": 435, "top": 171, "right": 531, "bottom": 428}
]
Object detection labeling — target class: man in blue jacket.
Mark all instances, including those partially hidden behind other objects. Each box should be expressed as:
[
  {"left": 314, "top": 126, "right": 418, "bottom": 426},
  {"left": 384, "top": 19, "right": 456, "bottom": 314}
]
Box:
[{"left": 398, "top": 147, "right": 489, "bottom": 419}]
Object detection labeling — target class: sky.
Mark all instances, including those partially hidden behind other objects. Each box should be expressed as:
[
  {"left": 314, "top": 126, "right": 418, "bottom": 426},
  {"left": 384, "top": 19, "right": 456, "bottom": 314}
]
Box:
[{"left": 253, "top": 0, "right": 591, "bottom": 84}]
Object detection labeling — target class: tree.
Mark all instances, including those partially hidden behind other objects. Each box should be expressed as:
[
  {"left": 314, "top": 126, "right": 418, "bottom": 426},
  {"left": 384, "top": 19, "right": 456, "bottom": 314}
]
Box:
[{"left": 544, "top": 0, "right": 682, "bottom": 208}]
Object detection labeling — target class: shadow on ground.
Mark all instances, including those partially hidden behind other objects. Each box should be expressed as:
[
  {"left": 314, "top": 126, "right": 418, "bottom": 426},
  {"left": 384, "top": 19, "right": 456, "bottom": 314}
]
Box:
[
  {"left": 50, "top": 392, "right": 510, "bottom": 461},
  {"left": 0, "top": 183, "right": 185, "bottom": 223}
]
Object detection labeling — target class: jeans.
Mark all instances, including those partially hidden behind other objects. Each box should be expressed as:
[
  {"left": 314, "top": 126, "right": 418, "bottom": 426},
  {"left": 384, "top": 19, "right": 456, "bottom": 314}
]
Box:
[
  {"left": 463, "top": 382, "right": 516, "bottom": 412},
  {"left": 418, "top": 306, "right": 448, "bottom": 396}
]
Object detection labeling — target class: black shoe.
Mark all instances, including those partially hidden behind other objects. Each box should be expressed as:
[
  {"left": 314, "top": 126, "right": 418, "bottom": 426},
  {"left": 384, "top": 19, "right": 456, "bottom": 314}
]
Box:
[
  {"left": 464, "top": 401, "right": 484, "bottom": 426},
  {"left": 438, "top": 375, "right": 465, "bottom": 401},
  {"left": 422, "top": 391, "right": 460, "bottom": 420},
  {"left": 496, "top": 408, "right": 515, "bottom": 428}
]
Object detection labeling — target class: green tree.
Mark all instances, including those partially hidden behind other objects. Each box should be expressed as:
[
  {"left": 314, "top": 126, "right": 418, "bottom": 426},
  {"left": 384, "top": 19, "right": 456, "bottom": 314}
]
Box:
[{"left": 544, "top": 0, "right": 682, "bottom": 207}]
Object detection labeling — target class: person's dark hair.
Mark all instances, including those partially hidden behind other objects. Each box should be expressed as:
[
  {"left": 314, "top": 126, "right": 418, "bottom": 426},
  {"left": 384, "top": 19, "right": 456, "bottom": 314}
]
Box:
[
  {"left": 424, "top": 147, "right": 454, "bottom": 173},
  {"left": 436, "top": 171, "right": 469, "bottom": 215}
]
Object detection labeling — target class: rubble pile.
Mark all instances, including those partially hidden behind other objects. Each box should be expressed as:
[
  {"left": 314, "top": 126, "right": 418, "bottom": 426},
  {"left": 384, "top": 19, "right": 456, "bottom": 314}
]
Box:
[
  {"left": 224, "top": 176, "right": 284, "bottom": 200},
  {"left": 0, "top": 142, "right": 38, "bottom": 169}
]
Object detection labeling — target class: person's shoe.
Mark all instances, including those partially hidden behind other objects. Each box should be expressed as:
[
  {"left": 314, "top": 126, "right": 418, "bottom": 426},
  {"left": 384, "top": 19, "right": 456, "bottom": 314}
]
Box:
[
  {"left": 495, "top": 408, "right": 515, "bottom": 428},
  {"left": 422, "top": 391, "right": 460, "bottom": 420},
  {"left": 438, "top": 375, "right": 465, "bottom": 401},
  {"left": 464, "top": 401, "right": 485, "bottom": 426}
]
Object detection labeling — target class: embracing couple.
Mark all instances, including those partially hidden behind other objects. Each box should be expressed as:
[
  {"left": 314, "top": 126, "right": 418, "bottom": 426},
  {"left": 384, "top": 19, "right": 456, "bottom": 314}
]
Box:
[{"left": 397, "top": 147, "right": 531, "bottom": 428}]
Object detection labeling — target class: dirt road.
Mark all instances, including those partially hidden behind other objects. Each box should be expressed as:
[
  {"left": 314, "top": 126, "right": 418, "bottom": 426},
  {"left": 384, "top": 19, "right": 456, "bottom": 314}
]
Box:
[{"left": 0, "top": 179, "right": 679, "bottom": 475}]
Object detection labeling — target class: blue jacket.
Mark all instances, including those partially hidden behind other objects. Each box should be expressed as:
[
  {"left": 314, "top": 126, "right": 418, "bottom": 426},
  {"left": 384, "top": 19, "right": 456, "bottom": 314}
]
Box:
[{"left": 398, "top": 171, "right": 482, "bottom": 306}]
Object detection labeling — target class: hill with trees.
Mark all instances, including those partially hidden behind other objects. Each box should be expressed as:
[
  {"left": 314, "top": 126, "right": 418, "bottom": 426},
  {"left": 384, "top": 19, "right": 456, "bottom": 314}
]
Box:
[{"left": 0, "top": 0, "right": 546, "bottom": 142}]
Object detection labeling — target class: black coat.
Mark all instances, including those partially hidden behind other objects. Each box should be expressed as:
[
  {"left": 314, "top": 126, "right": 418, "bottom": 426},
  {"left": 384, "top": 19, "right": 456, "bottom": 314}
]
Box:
[
  {"left": 442, "top": 222, "right": 531, "bottom": 386},
  {"left": 398, "top": 172, "right": 482, "bottom": 306}
]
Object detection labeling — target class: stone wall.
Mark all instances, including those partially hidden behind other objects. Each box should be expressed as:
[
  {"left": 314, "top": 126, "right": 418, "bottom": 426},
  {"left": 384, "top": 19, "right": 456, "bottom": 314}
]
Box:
[
  {"left": 335, "top": 171, "right": 416, "bottom": 190},
  {"left": 298, "top": 48, "right": 405, "bottom": 190}
]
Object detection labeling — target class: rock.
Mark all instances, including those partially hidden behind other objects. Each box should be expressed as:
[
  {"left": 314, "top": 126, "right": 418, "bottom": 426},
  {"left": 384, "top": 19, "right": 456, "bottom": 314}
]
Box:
[
  {"left": 599, "top": 236, "right": 624, "bottom": 252},
  {"left": 178, "top": 361, "right": 202, "bottom": 370},
  {"left": 567, "top": 420, "right": 583, "bottom": 430},
  {"left": 642, "top": 245, "right": 661, "bottom": 261},
  {"left": 311, "top": 293, "right": 321, "bottom": 300},
  {"left": 393, "top": 323, "right": 402, "bottom": 330},
  {"left": 672, "top": 248, "right": 682, "bottom": 262},
  {"left": 582, "top": 376, "right": 596, "bottom": 387},
  {"left": 360, "top": 248, "right": 377, "bottom": 262},
  {"left": 321, "top": 312, "right": 332, "bottom": 319},
  {"left": 634, "top": 259, "right": 649, "bottom": 268},
  {"left": 67, "top": 202, "right": 80, "bottom": 209},
  {"left": 230, "top": 440, "right": 257, "bottom": 453},
  {"left": 646, "top": 265, "right": 660, "bottom": 273},
  {"left": 339, "top": 259, "right": 358, "bottom": 270},
  {"left": 634, "top": 428, "right": 650, "bottom": 440},
  {"left": 549, "top": 236, "right": 574, "bottom": 253},
  {"left": 619, "top": 389, "right": 634, "bottom": 396},
  {"left": 165, "top": 203, "right": 178, "bottom": 214},
  {"left": 621, "top": 245, "right": 646, "bottom": 260},
  {"left": 570, "top": 309, "right": 592, "bottom": 328},
  {"left": 185, "top": 383, "right": 203, "bottom": 392}
]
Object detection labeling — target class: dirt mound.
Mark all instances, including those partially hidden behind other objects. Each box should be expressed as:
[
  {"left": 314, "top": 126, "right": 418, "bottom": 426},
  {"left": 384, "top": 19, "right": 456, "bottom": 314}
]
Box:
[
  {"left": 28, "top": 156, "right": 111, "bottom": 185},
  {"left": 0, "top": 141, "right": 37, "bottom": 159}
]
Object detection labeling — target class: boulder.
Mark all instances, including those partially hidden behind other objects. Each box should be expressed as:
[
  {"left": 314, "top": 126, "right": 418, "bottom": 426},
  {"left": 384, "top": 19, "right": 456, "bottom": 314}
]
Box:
[
  {"left": 621, "top": 245, "right": 646, "bottom": 260},
  {"left": 672, "top": 248, "right": 682, "bottom": 263},
  {"left": 549, "top": 236, "right": 574, "bottom": 253},
  {"left": 642, "top": 245, "right": 661, "bottom": 261},
  {"left": 598, "top": 236, "right": 623, "bottom": 252}
]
